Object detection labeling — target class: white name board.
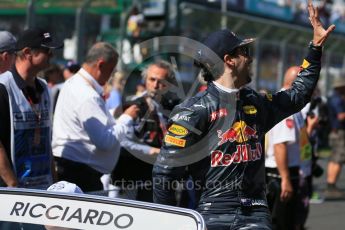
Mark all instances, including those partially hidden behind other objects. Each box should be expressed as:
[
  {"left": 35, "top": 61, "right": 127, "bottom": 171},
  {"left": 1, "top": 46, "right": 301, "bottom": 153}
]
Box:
[{"left": 0, "top": 190, "right": 204, "bottom": 230}]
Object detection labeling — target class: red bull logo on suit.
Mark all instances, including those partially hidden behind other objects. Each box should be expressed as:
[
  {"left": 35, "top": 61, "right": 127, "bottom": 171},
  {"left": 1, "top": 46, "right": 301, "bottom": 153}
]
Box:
[
  {"left": 211, "top": 143, "right": 262, "bottom": 167},
  {"left": 217, "top": 121, "right": 258, "bottom": 145}
]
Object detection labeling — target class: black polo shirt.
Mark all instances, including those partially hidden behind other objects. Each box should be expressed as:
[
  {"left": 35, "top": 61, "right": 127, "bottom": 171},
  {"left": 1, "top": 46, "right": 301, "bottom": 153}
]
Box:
[{"left": 0, "top": 66, "right": 44, "bottom": 172}]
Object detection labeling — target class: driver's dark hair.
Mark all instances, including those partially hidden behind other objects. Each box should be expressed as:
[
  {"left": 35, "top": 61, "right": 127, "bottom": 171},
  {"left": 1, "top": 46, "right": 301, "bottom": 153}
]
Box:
[{"left": 194, "top": 59, "right": 225, "bottom": 82}]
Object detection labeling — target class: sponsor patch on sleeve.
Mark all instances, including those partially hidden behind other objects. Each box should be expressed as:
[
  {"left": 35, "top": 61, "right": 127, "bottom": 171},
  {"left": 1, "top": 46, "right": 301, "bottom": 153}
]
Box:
[
  {"left": 168, "top": 124, "right": 189, "bottom": 136},
  {"left": 266, "top": 93, "right": 273, "bottom": 101},
  {"left": 210, "top": 108, "right": 228, "bottom": 121},
  {"left": 243, "top": 105, "right": 257, "bottom": 115},
  {"left": 301, "top": 59, "right": 310, "bottom": 69},
  {"left": 164, "top": 135, "right": 186, "bottom": 147},
  {"left": 171, "top": 114, "right": 191, "bottom": 122},
  {"left": 286, "top": 118, "right": 294, "bottom": 129}
]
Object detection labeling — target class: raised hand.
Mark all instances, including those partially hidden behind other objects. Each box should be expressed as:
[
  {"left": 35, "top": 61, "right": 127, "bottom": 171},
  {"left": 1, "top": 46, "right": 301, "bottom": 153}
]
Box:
[{"left": 308, "top": 0, "right": 335, "bottom": 46}]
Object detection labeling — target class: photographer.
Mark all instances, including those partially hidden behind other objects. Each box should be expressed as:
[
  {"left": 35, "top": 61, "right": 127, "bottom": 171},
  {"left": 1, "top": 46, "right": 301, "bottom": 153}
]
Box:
[
  {"left": 112, "top": 60, "right": 180, "bottom": 202},
  {"left": 303, "top": 89, "right": 325, "bottom": 182}
]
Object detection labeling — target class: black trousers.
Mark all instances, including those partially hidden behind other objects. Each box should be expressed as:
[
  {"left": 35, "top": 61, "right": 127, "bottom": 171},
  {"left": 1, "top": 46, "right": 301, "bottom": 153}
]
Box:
[
  {"left": 266, "top": 167, "right": 300, "bottom": 230},
  {"left": 201, "top": 206, "right": 272, "bottom": 230},
  {"left": 54, "top": 157, "right": 103, "bottom": 192},
  {"left": 112, "top": 150, "right": 153, "bottom": 202}
]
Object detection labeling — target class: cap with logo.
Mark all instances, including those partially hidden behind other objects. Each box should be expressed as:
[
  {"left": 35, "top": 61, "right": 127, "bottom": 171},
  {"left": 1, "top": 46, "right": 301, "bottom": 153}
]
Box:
[
  {"left": 65, "top": 60, "right": 81, "bottom": 73},
  {"left": 0, "top": 31, "right": 17, "bottom": 53},
  {"left": 47, "top": 181, "right": 83, "bottom": 194},
  {"left": 196, "top": 29, "right": 255, "bottom": 65},
  {"left": 16, "top": 28, "right": 63, "bottom": 51}
]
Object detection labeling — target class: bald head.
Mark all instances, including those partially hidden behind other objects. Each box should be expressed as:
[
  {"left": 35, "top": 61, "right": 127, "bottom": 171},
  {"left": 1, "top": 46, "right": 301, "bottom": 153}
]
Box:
[{"left": 283, "top": 66, "right": 300, "bottom": 89}]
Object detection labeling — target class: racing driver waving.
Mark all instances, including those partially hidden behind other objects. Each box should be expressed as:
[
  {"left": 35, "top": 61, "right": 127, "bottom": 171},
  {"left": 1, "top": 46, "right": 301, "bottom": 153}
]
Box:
[{"left": 153, "top": 1, "right": 335, "bottom": 229}]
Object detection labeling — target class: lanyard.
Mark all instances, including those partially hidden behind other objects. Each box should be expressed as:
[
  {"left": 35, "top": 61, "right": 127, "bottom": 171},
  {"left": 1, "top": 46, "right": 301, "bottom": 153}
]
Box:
[
  {"left": 26, "top": 91, "right": 42, "bottom": 146},
  {"left": 78, "top": 71, "right": 105, "bottom": 100}
]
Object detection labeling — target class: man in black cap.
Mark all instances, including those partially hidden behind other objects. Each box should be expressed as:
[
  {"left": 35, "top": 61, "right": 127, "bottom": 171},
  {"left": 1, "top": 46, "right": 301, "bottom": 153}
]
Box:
[
  {"left": 0, "top": 28, "right": 63, "bottom": 189},
  {"left": 153, "top": 1, "right": 335, "bottom": 229},
  {"left": 63, "top": 60, "right": 81, "bottom": 80},
  {"left": 0, "top": 31, "right": 17, "bottom": 74}
]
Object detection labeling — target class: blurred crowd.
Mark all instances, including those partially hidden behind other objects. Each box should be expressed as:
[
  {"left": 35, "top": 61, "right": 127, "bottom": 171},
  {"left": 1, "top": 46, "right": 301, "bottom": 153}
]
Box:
[{"left": 278, "top": 0, "right": 345, "bottom": 26}]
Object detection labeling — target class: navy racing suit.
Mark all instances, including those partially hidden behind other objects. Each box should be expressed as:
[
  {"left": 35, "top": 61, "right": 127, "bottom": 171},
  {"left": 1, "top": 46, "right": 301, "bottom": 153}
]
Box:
[{"left": 153, "top": 44, "right": 322, "bottom": 229}]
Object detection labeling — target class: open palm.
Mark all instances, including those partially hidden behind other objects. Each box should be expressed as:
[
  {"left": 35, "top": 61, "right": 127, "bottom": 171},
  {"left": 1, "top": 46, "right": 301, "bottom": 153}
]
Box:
[{"left": 308, "top": 0, "right": 335, "bottom": 46}]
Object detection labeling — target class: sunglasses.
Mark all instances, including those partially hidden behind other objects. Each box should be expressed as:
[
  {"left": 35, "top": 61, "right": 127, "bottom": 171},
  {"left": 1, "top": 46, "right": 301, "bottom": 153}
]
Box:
[
  {"left": 233, "top": 46, "right": 252, "bottom": 57},
  {"left": 32, "top": 47, "right": 52, "bottom": 55}
]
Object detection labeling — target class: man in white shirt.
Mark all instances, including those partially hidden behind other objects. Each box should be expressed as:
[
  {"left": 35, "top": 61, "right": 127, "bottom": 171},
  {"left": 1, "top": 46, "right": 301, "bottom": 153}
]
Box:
[
  {"left": 52, "top": 42, "right": 138, "bottom": 192},
  {"left": 265, "top": 66, "right": 314, "bottom": 230}
]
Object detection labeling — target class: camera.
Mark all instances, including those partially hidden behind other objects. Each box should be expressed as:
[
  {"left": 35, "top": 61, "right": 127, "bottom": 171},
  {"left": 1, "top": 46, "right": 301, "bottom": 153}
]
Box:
[
  {"left": 160, "top": 91, "right": 181, "bottom": 111},
  {"left": 122, "top": 96, "right": 148, "bottom": 118},
  {"left": 312, "top": 162, "right": 324, "bottom": 178},
  {"left": 306, "top": 96, "right": 322, "bottom": 119}
]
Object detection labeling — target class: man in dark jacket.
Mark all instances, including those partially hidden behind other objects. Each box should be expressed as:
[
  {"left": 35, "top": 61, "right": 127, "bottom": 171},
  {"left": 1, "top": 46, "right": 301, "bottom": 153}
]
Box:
[
  {"left": 153, "top": 1, "right": 335, "bottom": 229},
  {"left": 112, "top": 60, "right": 178, "bottom": 202}
]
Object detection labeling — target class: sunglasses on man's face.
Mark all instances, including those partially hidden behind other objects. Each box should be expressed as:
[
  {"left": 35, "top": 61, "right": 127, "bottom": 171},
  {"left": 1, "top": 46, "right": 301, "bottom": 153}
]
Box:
[
  {"left": 236, "top": 46, "right": 252, "bottom": 57},
  {"left": 33, "top": 47, "right": 52, "bottom": 55},
  {"left": 230, "top": 45, "right": 252, "bottom": 58}
]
